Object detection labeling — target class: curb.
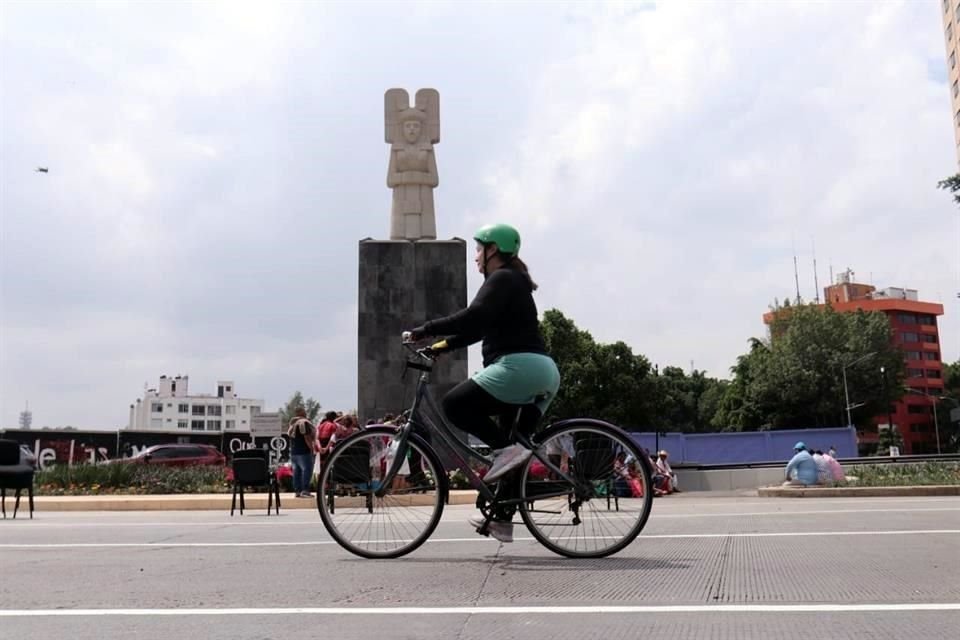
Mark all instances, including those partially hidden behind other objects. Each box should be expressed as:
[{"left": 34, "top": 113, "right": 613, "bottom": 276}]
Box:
[
  {"left": 757, "top": 485, "right": 960, "bottom": 498},
  {"left": 26, "top": 490, "right": 481, "bottom": 512}
]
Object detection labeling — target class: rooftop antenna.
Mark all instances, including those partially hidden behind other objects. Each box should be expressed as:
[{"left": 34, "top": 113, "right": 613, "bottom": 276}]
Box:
[
  {"left": 792, "top": 241, "right": 801, "bottom": 304},
  {"left": 829, "top": 260, "right": 834, "bottom": 285},
  {"left": 811, "top": 238, "right": 820, "bottom": 303}
]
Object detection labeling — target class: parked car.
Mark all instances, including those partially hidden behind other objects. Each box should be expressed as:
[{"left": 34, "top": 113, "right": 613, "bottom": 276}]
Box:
[
  {"left": 19, "top": 445, "right": 38, "bottom": 469},
  {"left": 114, "top": 444, "right": 226, "bottom": 467}
]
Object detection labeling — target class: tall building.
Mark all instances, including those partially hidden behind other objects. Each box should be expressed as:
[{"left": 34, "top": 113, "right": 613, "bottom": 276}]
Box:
[
  {"left": 126, "top": 375, "right": 265, "bottom": 433},
  {"left": 941, "top": 0, "right": 960, "bottom": 164},
  {"left": 764, "top": 270, "right": 945, "bottom": 454}
]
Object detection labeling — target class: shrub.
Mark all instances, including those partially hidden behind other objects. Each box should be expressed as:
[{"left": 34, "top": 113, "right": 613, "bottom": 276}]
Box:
[
  {"left": 36, "top": 463, "right": 230, "bottom": 495},
  {"left": 845, "top": 462, "right": 960, "bottom": 487}
]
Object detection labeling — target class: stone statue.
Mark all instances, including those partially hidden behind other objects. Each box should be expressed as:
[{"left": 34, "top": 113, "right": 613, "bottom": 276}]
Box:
[{"left": 385, "top": 88, "right": 439, "bottom": 240}]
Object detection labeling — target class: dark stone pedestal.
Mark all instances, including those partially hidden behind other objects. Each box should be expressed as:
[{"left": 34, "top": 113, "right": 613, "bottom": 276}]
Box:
[{"left": 358, "top": 239, "right": 468, "bottom": 424}]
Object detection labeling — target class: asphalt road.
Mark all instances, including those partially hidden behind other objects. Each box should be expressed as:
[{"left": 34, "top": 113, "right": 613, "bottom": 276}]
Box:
[{"left": 1, "top": 495, "right": 958, "bottom": 639}]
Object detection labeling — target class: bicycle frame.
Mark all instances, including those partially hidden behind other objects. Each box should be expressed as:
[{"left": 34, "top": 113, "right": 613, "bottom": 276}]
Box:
[{"left": 375, "top": 344, "right": 585, "bottom": 504}]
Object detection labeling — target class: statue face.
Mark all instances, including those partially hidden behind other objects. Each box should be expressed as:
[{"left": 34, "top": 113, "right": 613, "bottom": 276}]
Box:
[{"left": 403, "top": 120, "right": 422, "bottom": 143}]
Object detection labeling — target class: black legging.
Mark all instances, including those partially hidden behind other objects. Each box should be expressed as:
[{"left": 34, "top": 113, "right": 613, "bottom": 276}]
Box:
[{"left": 441, "top": 379, "right": 541, "bottom": 450}]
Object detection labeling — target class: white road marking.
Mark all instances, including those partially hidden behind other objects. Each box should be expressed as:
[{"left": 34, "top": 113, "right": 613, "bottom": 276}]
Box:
[
  {"left": 2, "top": 529, "right": 957, "bottom": 549},
  {"left": 1, "top": 603, "right": 959, "bottom": 617},
  {"left": 5, "top": 506, "right": 959, "bottom": 528}
]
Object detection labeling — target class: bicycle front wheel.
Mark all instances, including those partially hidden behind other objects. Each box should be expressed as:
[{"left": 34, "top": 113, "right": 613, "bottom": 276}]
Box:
[
  {"left": 317, "top": 427, "right": 447, "bottom": 559},
  {"left": 519, "top": 420, "right": 654, "bottom": 558}
]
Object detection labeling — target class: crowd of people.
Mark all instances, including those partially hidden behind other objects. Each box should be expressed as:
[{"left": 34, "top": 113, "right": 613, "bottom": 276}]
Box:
[
  {"left": 613, "top": 449, "right": 681, "bottom": 498},
  {"left": 285, "top": 408, "right": 362, "bottom": 498},
  {"left": 783, "top": 441, "right": 847, "bottom": 486}
]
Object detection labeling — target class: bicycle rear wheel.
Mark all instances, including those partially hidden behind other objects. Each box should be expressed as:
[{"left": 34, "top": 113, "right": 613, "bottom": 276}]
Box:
[
  {"left": 317, "top": 427, "right": 447, "bottom": 559},
  {"left": 519, "top": 420, "right": 654, "bottom": 558}
]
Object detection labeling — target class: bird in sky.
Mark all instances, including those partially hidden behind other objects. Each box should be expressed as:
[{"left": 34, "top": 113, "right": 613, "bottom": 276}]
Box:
[{"left": 35, "top": 167, "right": 48, "bottom": 173}]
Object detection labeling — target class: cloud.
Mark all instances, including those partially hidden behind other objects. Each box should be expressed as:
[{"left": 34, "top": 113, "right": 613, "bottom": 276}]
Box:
[{"left": 1, "top": 1, "right": 957, "bottom": 429}]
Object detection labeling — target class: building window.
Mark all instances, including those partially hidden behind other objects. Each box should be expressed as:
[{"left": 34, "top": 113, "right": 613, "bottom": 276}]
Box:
[
  {"left": 924, "top": 351, "right": 940, "bottom": 361},
  {"left": 250, "top": 406, "right": 261, "bottom": 415},
  {"left": 927, "top": 369, "right": 942, "bottom": 379},
  {"left": 907, "top": 368, "right": 924, "bottom": 378},
  {"left": 207, "top": 420, "right": 222, "bottom": 431},
  {"left": 208, "top": 405, "right": 222, "bottom": 416},
  {"left": 918, "top": 315, "right": 936, "bottom": 326},
  {"left": 921, "top": 334, "right": 938, "bottom": 344},
  {"left": 225, "top": 405, "right": 236, "bottom": 415},
  {"left": 908, "top": 405, "right": 929, "bottom": 415},
  {"left": 897, "top": 313, "right": 916, "bottom": 324},
  {"left": 953, "top": 50, "right": 958, "bottom": 70},
  {"left": 949, "top": 22, "right": 954, "bottom": 42},
  {"left": 902, "top": 332, "right": 918, "bottom": 342},
  {"left": 192, "top": 405, "right": 206, "bottom": 416},
  {"left": 191, "top": 420, "right": 205, "bottom": 431},
  {"left": 904, "top": 351, "right": 922, "bottom": 361},
  {"left": 178, "top": 420, "right": 188, "bottom": 429},
  {"left": 178, "top": 403, "right": 189, "bottom": 413},
  {"left": 954, "top": 80, "right": 959, "bottom": 99},
  {"left": 226, "top": 420, "right": 236, "bottom": 430},
  {"left": 151, "top": 402, "right": 163, "bottom": 413}
]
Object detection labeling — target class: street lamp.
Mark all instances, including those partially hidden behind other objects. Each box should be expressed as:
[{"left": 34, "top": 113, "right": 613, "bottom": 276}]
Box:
[
  {"left": 880, "top": 365, "right": 896, "bottom": 450},
  {"left": 842, "top": 352, "right": 876, "bottom": 427},
  {"left": 903, "top": 387, "right": 952, "bottom": 455}
]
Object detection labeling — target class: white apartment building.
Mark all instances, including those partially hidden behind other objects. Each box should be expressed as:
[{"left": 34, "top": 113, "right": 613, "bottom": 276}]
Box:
[{"left": 126, "top": 375, "right": 265, "bottom": 433}]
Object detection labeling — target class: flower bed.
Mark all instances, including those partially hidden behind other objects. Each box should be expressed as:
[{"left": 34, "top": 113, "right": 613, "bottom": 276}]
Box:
[
  {"left": 845, "top": 462, "right": 960, "bottom": 487},
  {"left": 36, "top": 464, "right": 231, "bottom": 495}
]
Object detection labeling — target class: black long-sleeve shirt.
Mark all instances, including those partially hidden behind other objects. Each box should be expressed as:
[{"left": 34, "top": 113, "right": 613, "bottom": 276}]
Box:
[{"left": 422, "top": 266, "right": 547, "bottom": 367}]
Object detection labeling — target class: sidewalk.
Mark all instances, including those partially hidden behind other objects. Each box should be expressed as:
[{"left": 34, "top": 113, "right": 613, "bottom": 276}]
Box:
[
  {"left": 27, "top": 490, "right": 483, "bottom": 512},
  {"left": 758, "top": 485, "right": 960, "bottom": 498}
]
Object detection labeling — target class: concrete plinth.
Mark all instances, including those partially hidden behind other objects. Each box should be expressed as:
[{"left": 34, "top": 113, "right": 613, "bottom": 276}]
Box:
[{"left": 358, "top": 239, "right": 468, "bottom": 424}]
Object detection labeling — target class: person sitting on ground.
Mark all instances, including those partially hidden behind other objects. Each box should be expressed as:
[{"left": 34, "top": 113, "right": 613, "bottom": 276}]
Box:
[
  {"left": 812, "top": 449, "right": 832, "bottom": 485},
  {"left": 649, "top": 455, "right": 670, "bottom": 496},
  {"left": 783, "top": 442, "right": 819, "bottom": 487},
  {"left": 656, "top": 449, "right": 680, "bottom": 493},
  {"left": 822, "top": 449, "right": 846, "bottom": 482}
]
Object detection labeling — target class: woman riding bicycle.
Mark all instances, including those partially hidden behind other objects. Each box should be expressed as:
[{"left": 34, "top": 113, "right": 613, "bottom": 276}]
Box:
[{"left": 408, "top": 223, "right": 561, "bottom": 541}]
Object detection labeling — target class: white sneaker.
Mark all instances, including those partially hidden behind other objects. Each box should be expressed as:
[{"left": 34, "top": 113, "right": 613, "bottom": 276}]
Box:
[
  {"left": 483, "top": 444, "right": 532, "bottom": 484},
  {"left": 468, "top": 514, "right": 514, "bottom": 543}
]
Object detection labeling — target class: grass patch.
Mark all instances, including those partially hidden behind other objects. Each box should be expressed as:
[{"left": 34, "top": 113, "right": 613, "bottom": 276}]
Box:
[
  {"left": 845, "top": 462, "right": 960, "bottom": 487},
  {"left": 36, "top": 464, "right": 231, "bottom": 495}
]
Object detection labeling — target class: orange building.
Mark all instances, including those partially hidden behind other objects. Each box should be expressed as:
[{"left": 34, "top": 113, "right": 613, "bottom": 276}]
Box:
[{"left": 763, "top": 270, "right": 946, "bottom": 454}]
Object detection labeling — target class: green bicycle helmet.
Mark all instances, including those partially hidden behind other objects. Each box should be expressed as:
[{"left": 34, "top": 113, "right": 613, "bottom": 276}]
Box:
[{"left": 473, "top": 223, "right": 521, "bottom": 255}]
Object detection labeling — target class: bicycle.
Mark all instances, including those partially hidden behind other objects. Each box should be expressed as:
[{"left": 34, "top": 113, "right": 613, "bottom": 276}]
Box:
[{"left": 316, "top": 336, "right": 655, "bottom": 559}]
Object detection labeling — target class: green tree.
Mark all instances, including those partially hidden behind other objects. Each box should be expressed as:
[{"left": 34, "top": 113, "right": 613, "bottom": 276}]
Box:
[
  {"left": 714, "top": 305, "right": 904, "bottom": 431},
  {"left": 539, "top": 310, "right": 655, "bottom": 428},
  {"left": 937, "top": 173, "right": 960, "bottom": 206},
  {"left": 279, "top": 391, "right": 321, "bottom": 425},
  {"left": 877, "top": 425, "right": 905, "bottom": 455}
]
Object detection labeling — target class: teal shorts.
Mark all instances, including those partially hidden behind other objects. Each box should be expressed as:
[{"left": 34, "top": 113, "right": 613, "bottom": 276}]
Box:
[{"left": 472, "top": 352, "right": 561, "bottom": 415}]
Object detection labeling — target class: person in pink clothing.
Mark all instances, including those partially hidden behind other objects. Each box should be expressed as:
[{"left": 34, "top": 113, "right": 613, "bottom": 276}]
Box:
[{"left": 821, "top": 450, "right": 845, "bottom": 482}]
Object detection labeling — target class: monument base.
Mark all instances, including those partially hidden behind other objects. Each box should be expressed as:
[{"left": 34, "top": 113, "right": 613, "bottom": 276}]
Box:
[{"left": 358, "top": 239, "right": 468, "bottom": 425}]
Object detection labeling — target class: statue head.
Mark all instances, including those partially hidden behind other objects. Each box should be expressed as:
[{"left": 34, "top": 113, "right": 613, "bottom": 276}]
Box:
[{"left": 399, "top": 108, "right": 426, "bottom": 144}]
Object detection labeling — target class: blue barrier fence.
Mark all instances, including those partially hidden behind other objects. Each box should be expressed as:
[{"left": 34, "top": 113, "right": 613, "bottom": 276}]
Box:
[{"left": 629, "top": 426, "right": 857, "bottom": 465}]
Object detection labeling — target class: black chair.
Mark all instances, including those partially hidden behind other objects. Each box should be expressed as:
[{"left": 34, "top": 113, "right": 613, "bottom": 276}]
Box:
[
  {"left": 571, "top": 434, "right": 619, "bottom": 511},
  {"left": 0, "top": 439, "right": 35, "bottom": 519},
  {"left": 326, "top": 440, "right": 373, "bottom": 515},
  {"left": 230, "top": 449, "right": 280, "bottom": 516}
]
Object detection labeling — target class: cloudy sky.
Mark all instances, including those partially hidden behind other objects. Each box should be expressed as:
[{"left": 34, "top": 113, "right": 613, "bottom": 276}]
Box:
[{"left": 1, "top": 1, "right": 958, "bottom": 430}]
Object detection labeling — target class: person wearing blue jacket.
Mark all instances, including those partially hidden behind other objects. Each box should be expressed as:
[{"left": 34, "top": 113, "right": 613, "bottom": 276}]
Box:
[{"left": 784, "top": 442, "right": 819, "bottom": 486}]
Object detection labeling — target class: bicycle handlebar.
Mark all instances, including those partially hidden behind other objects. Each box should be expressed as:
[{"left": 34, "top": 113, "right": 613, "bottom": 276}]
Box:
[{"left": 401, "top": 333, "right": 439, "bottom": 362}]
